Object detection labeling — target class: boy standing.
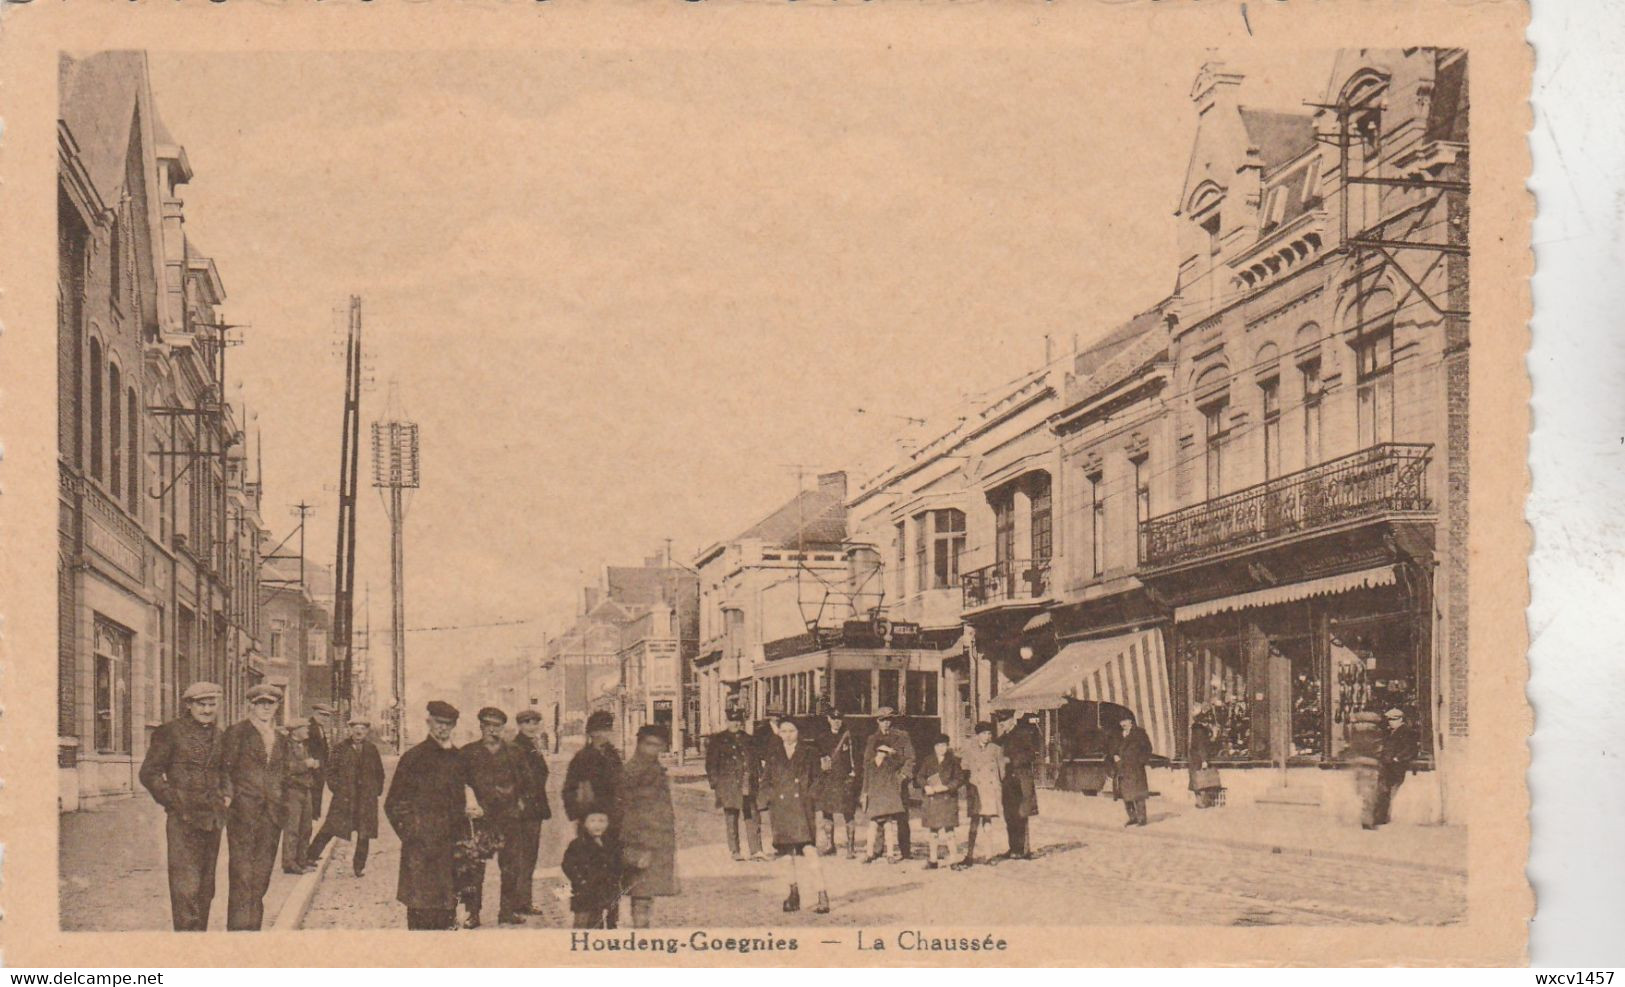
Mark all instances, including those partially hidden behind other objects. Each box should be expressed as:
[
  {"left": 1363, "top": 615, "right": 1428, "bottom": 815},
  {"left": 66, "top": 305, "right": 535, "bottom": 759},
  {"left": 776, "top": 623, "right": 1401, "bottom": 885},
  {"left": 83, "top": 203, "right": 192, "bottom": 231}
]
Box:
[
  {"left": 562, "top": 809, "right": 622, "bottom": 929},
  {"left": 860, "top": 740, "right": 907, "bottom": 864}
]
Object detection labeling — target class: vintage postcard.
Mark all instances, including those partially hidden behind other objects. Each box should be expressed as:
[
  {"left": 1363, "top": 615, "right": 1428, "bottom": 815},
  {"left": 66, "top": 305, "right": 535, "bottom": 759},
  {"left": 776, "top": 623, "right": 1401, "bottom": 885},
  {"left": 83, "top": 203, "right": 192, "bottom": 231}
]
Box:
[{"left": 0, "top": 0, "right": 1532, "bottom": 968}]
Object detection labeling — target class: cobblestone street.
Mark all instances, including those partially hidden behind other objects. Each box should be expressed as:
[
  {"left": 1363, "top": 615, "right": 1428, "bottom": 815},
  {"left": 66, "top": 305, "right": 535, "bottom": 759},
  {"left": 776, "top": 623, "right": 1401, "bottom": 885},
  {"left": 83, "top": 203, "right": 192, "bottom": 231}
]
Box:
[{"left": 302, "top": 757, "right": 1466, "bottom": 931}]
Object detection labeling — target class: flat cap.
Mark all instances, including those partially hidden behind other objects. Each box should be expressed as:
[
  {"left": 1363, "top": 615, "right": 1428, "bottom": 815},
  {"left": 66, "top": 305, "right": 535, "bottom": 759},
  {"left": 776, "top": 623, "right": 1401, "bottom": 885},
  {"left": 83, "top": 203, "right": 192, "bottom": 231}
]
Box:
[
  {"left": 477, "top": 706, "right": 508, "bottom": 725},
  {"left": 515, "top": 709, "right": 542, "bottom": 724},
  {"left": 246, "top": 684, "right": 282, "bottom": 704},
  {"left": 875, "top": 706, "right": 896, "bottom": 719},
  {"left": 427, "top": 700, "right": 460, "bottom": 722},
  {"left": 585, "top": 710, "right": 614, "bottom": 733},
  {"left": 181, "top": 681, "right": 223, "bottom": 702},
  {"left": 1384, "top": 708, "right": 1405, "bottom": 719},
  {"left": 348, "top": 716, "right": 371, "bottom": 727},
  {"left": 636, "top": 724, "right": 670, "bottom": 743},
  {"left": 973, "top": 720, "right": 995, "bottom": 734}
]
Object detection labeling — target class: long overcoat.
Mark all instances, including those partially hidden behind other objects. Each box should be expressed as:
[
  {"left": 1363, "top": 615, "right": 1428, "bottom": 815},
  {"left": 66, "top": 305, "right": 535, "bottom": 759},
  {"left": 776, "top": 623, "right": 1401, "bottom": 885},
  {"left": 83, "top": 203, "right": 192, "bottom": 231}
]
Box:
[
  {"left": 812, "top": 722, "right": 860, "bottom": 816},
  {"left": 1112, "top": 726, "right": 1153, "bottom": 801},
  {"left": 616, "top": 753, "right": 680, "bottom": 897},
  {"left": 999, "top": 724, "right": 1041, "bottom": 819},
  {"left": 914, "top": 750, "right": 966, "bottom": 831},
  {"left": 760, "top": 739, "right": 821, "bottom": 847},
  {"left": 704, "top": 728, "right": 757, "bottom": 812},
  {"left": 325, "top": 738, "right": 385, "bottom": 839},
  {"left": 384, "top": 738, "right": 468, "bottom": 910},
  {"left": 860, "top": 753, "right": 907, "bottom": 818},
  {"left": 514, "top": 733, "right": 553, "bottom": 822},
  {"left": 959, "top": 740, "right": 1005, "bottom": 819}
]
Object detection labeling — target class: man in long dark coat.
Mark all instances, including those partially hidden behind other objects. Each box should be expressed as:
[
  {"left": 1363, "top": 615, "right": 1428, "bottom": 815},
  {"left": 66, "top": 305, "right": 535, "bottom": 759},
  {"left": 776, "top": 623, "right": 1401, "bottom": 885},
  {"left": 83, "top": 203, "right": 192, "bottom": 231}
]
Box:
[
  {"left": 221, "top": 683, "right": 288, "bottom": 930},
  {"left": 307, "top": 703, "right": 335, "bottom": 820},
  {"left": 459, "top": 706, "right": 530, "bottom": 926},
  {"left": 1375, "top": 708, "right": 1421, "bottom": 826},
  {"left": 705, "top": 708, "right": 765, "bottom": 860},
  {"left": 385, "top": 700, "right": 474, "bottom": 930},
  {"left": 138, "top": 680, "right": 227, "bottom": 931},
  {"left": 306, "top": 716, "right": 385, "bottom": 876},
  {"left": 1110, "top": 712, "right": 1153, "bottom": 827},
  {"left": 512, "top": 708, "right": 553, "bottom": 915},
  {"left": 564, "top": 709, "right": 623, "bottom": 830},
  {"left": 810, "top": 704, "right": 859, "bottom": 857},
  {"left": 862, "top": 707, "right": 916, "bottom": 857},
  {"left": 999, "top": 713, "right": 1042, "bottom": 857}
]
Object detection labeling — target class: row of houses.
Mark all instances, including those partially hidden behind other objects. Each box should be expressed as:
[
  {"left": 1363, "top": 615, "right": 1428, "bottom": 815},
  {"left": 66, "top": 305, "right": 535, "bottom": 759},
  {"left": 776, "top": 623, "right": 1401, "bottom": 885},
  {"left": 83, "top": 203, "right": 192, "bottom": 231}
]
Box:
[
  {"left": 56, "top": 52, "right": 348, "bottom": 809},
  {"left": 683, "top": 49, "right": 1469, "bottom": 824}
]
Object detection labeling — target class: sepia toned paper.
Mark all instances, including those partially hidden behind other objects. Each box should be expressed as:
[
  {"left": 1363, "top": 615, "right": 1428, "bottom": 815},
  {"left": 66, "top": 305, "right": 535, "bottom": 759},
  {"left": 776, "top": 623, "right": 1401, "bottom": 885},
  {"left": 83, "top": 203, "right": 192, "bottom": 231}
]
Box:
[{"left": 0, "top": 0, "right": 1532, "bottom": 968}]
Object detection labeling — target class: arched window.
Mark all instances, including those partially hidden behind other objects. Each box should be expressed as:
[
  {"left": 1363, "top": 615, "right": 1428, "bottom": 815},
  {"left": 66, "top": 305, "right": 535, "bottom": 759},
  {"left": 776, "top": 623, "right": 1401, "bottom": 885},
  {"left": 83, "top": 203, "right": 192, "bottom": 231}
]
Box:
[
  {"left": 88, "top": 338, "right": 103, "bottom": 481},
  {"left": 108, "top": 362, "right": 122, "bottom": 500},
  {"left": 127, "top": 388, "right": 140, "bottom": 512}
]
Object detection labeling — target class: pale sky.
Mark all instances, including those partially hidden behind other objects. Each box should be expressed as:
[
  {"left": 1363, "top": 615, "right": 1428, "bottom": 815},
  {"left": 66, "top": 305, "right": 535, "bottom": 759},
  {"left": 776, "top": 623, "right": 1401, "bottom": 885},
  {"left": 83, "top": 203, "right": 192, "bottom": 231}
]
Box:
[{"left": 144, "top": 47, "right": 1336, "bottom": 704}]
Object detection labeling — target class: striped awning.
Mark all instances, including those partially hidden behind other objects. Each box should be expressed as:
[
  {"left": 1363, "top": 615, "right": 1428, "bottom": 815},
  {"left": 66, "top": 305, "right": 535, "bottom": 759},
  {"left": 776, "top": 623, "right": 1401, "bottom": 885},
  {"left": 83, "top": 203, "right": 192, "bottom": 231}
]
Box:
[
  {"left": 1173, "top": 565, "right": 1399, "bottom": 623},
  {"left": 990, "top": 629, "right": 1175, "bottom": 757}
]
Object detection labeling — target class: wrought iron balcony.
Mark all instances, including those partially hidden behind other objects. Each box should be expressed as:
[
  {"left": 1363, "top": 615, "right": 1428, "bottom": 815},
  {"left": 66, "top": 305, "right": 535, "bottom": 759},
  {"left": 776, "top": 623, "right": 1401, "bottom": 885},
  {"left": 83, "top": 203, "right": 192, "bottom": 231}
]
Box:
[
  {"left": 1139, "top": 443, "right": 1434, "bottom": 569},
  {"left": 962, "top": 558, "right": 1053, "bottom": 611}
]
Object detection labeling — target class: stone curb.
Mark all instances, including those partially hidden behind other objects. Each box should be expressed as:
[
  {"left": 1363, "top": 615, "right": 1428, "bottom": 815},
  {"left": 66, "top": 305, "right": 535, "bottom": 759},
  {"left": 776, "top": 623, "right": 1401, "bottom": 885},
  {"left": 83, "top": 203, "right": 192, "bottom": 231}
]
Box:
[{"left": 272, "top": 839, "right": 336, "bottom": 931}]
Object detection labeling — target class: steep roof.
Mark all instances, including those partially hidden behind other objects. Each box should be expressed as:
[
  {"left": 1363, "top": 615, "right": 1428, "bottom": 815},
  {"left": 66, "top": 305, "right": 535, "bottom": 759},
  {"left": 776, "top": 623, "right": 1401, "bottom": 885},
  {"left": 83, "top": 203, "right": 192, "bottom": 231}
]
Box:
[
  {"left": 736, "top": 488, "right": 847, "bottom": 549},
  {"left": 59, "top": 52, "right": 148, "bottom": 207},
  {"left": 1238, "top": 107, "right": 1317, "bottom": 173}
]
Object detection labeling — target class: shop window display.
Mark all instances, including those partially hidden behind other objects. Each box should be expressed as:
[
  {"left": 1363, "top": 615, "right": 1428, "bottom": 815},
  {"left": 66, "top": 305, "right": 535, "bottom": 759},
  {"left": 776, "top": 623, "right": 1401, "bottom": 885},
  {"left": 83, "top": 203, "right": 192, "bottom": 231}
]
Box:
[
  {"left": 1182, "top": 637, "right": 1255, "bottom": 760},
  {"left": 1329, "top": 614, "right": 1420, "bottom": 757}
]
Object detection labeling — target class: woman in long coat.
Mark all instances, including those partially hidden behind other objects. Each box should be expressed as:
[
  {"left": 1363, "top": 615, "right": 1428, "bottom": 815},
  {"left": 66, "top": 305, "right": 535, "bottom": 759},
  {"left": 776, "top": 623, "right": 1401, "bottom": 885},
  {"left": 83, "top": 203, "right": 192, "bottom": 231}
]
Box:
[
  {"left": 1111, "top": 713, "right": 1154, "bottom": 826},
  {"left": 953, "top": 722, "right": 1006, "bottom": 869},
  {"left": 760, "top": 718, "right": 830, "bottom": 914},
  {"left": 1187, "top": 708, "right": 1222, "bottom": 809},
  {"left": 914, "top": 735, "right": 965, "bottom": 869},
  {"left": 617, "top": 725, "right": 679, "bottom": 928}
]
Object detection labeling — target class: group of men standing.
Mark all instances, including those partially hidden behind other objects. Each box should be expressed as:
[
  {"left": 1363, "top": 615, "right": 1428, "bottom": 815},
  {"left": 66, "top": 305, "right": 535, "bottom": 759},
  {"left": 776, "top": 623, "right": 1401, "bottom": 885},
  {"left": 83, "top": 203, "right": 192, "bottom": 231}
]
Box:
[{"left": 138, "top": 682, "right": 385, "bottom": 931}]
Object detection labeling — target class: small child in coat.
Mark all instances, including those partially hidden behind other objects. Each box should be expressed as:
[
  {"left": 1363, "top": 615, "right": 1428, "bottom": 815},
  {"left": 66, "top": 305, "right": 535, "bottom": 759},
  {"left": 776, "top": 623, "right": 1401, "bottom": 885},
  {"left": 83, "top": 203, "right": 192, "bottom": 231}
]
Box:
[
  {"left": 915, "top": 733, "right": 965, "bottom": 869},
  {"left": 562, "top": 810, "right": 622, "bottom": 929},
  {"left": 861, "top": 741, "right": 907, "bottom": 864}
]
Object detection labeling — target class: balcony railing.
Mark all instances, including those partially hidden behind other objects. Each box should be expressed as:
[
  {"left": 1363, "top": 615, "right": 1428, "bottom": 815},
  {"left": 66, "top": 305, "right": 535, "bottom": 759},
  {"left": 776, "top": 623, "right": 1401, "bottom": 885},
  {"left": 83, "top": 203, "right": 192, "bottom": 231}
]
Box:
[
  {"left": 962, "top": 558, "right": 1053, "bottom": 610},
  {"left": 1139, "top": 442, "right": 1433, "bottom": 569}
]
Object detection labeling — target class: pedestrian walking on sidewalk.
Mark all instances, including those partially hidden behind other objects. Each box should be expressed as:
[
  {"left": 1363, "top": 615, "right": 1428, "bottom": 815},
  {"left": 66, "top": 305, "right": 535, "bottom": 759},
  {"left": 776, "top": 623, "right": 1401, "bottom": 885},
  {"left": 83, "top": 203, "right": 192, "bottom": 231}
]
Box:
[
  {"left": 512, "top": 708, "right": 554, "bottom": 915},
  {"left": 860, "top": 740, "right": 907, "bottom": 864},
  {"left": 617, "top": 725, "right": 680, "bottom": 929},
  {"left": 564, "top": 710, "right": 623, "bottom": 833},
  {"left": 459, "top": 706, "right": 529, "bottom": 927},
  {"left": 706, "top": 707, "right": 766, "bottom": 861},
  {"left": 762, "top": 718, "right": 830, "bottom": 914},
  {"left": 385, "top": 700, "right": 475, "bottom": 930},
  {"left": 862, "top": 707, "right": 916, "bottom": 858},
  {"left": 306, "top": 716, "right": 385, "bottom": 877},
  {"left": 1375, "top": 708, "right": 1420, "bottom": 827},
  {"left": 562, "top": 810, "right": 622, "bottom": 929},
  {"left": 811, "top": 703, "right": 860, "bottom": 858},
  {"left": 221, "top": 684, "right": 289, "bottom": 930},
  {"left": 279, "top": 721, "right": 322, "bottom": 874},
  {"left": 999, "top": 713, "right": 1042, "bottom": 858},
  {"left": 915, "top": 734, "right": 965, "bottom": 870},
  {"left": 138, "top": 680, "right": 228, "bottom": 931},
  {"left": 1111, "top": 713, "right": 1153, "bottom": 827},
  {"left": 952, "top": 722, "right": 1006, "bottom": 870},
  {"left": 1188, "top": 707, "right": 1224, "bottom": 809}
]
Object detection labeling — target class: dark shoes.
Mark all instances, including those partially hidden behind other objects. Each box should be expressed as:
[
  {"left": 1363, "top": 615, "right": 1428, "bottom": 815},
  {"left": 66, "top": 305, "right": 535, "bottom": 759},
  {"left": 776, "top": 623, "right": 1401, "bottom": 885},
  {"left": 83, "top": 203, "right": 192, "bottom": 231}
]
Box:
[
  {"left": 523, "top": 906, "right": 549, "bottom": 916},
  {"left": 924, "top": 860, "right": 939, "bottom": 870},
  {"left": 783, "top": 884, "right": 801, "bottom": 913},
  {"left": 498, "top": 913, "right": 526, "bottom": 925},
  {"left": 462, "top": 916, "right": 481, "bottom": 930},
  {"left": 950, "top": 857, "right": 974, "bottom": 871},
  {"left": 813, "top": 891, "right": 830, "bottom": 915}
]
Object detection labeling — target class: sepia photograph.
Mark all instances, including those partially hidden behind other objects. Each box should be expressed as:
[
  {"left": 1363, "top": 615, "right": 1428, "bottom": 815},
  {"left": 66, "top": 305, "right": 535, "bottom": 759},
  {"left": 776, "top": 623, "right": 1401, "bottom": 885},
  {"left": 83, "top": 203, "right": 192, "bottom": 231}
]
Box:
[{"left": 0, "top": 0, "right": 1540, "bottom": 969}]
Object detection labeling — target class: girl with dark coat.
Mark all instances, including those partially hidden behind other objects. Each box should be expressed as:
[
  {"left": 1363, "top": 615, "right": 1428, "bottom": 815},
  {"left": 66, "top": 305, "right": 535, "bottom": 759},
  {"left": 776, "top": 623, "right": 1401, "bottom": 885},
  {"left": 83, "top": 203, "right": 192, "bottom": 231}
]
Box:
[
  {"left": 760, "top": 718, "right": 831, "bottom": 914},
  {"left": 616, "top": 725, "right": 680, "bottom": 928},
  {"left": 914, "top": 735, "right": 965, "bottom": 869},
  {"left": 1111, "top": 713, "right": 1154, "bottom": 826}
]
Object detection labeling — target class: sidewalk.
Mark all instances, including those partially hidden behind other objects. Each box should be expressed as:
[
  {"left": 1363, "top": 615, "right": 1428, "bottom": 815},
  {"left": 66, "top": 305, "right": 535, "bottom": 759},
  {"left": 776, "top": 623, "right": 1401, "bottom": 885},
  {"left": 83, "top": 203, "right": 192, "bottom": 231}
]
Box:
[
  {"left": 60, "top": 794, "right": 306, "bottom": 931},
  {"left": 1013, "top": 788, "right": 1466, "bottom": 875}
]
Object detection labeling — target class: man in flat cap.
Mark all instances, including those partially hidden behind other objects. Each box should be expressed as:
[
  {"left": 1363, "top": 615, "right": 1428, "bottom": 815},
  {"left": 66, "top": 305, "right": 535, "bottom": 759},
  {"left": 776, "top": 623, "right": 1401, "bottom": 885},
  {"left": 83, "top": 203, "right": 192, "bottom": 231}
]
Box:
[
  {"left": 811, "top": 702, "right": 860, "bottom": 858},
  {"left": 139, "top": 681, "right": 228, "bottom": 930},
  {"left": 1374, "top": 707, "right": 1421, "bottom": 827},
  {"left": 386, "top": 700, "right": 476, "bottom": 930},
  {"left": 705, "top": 706, "right": 764, "bottom": 861},
  {"left": 307, "top": 703, "right": 336, "bottom": 821},
  {"left": 458, "top": 707, "right": 530, "bottom": 926},
  {"left": 221, "top": 683, "right": 289, "bottom": 930},
  {"left": 511, "top": 709, "right": 553, "bottom": 915},
  {"left": 279, "top": 720, "right": 323, "bottom": 874},
  {"left": 564, "top": 709, "right": 623, "bottom": 831},
  {"left": 862, "top": 706, "right": 915, "bottom": 858},
  {"left": 306, "top": 715, "right": 385, "bottom": 876}
]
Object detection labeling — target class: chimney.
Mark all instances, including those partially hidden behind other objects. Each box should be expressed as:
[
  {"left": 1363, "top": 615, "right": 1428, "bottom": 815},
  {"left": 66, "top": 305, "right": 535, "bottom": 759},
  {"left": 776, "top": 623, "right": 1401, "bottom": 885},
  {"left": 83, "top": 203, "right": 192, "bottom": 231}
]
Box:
[
  {"left": 1190, "top": 60, "right": 1244, "bottom": 116},
  {"left": 817, "top": 471, "right": 848, "bottom": 503}
]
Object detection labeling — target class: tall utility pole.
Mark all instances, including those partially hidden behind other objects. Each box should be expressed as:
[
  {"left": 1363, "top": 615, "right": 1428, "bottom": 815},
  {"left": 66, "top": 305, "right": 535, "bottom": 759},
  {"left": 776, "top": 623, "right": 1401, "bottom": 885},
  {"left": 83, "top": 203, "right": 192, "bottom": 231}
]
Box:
[
  {"left": 331, "top": 296, "right": 364, "bottom": 721},
  {"left": 372, "top": 382, "right": 420, "bottom": 752}
]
